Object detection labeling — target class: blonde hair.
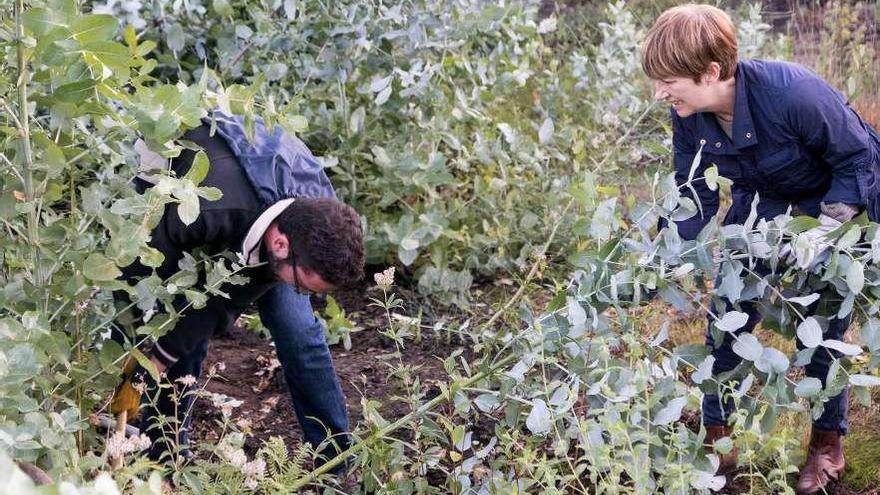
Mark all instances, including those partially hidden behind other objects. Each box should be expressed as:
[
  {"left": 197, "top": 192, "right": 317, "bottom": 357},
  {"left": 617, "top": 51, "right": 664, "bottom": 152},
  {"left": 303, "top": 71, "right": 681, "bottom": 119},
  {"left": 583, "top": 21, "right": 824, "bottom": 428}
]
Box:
[{"left": 641, "top": 4, "right": 738, "bottom": 82}]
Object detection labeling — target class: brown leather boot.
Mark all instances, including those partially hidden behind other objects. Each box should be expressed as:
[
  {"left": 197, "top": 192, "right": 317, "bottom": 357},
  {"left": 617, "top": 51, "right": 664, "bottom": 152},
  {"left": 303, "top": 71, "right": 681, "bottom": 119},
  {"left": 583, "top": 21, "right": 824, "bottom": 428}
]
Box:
[
  {"left": 704, "top": 425, "right": 738, "bottom": 475},
  {"left": 796, "top": 427, "right": 845, "bottom": 494}
]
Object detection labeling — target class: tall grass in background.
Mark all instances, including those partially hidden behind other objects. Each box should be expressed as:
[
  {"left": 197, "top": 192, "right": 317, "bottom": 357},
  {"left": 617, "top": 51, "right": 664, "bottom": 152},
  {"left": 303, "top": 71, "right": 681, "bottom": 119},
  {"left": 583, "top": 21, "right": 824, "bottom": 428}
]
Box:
[{"left": 786, "top": 0, "right": 879, "bottom": 126}]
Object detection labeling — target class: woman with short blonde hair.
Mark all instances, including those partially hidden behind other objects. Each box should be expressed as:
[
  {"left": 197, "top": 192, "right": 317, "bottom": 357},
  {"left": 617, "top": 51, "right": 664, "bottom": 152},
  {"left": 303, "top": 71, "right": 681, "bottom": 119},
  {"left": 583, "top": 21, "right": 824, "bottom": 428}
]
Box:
[
  {"left": 642, "top": 4, "right": 738, "bottom": 82},
  {"left": 642, "top": 4, "right": 880, "bottom": 494}
]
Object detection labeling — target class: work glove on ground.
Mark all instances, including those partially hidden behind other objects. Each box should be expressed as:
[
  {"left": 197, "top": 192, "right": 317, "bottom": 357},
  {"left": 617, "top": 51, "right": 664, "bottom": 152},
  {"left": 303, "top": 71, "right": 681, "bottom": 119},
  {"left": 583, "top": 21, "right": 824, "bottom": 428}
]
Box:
[{"left": 109, "top": 356, "right": 149, "bottom": 419}]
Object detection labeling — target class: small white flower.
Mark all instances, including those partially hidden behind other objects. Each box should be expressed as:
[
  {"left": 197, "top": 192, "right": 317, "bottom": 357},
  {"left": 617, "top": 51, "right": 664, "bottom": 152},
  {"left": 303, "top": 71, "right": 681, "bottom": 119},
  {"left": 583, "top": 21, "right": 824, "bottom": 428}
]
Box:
[
  {"left": 132, "top": 380, "right": 148, "bottom": 394},
  {"left": 106, "top": 432, "right": 152, "bottom": 459},
  {"left": 105, "top": 431, "right": 127, "bottom": 459},
  {"left": 374, "top": 267, "right": 395, "bottom": 289},
  {"left": 241, "top": 458, "right": 266, "bottom": 479},
  {"left": 130, "top": 433, "right": 152, "bottom": 452},
  {"left": 176, "top": 375, "right": 197, "bottom": 386},
  {"left": 209, "top": 392, "right": 243, "bottom": 420},
  {"left": 218, "top": 444, "right": 247, "bottom": 468},
  {"left": 221, "top": 406, "right": 233, "bottom": 419},
  {"left": 92, "top": 472, "right": 122, "bottom": 495},
  {"left": 243, "top": 477, "right": 258, "bottom": 490}
]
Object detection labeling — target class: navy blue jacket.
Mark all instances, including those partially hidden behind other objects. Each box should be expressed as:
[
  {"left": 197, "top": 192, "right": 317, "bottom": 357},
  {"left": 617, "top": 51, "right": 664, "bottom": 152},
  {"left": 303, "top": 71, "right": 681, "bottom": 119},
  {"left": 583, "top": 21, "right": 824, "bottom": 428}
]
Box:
[{"left": 672, "top": 60, "right": 880, "bottom": 240}]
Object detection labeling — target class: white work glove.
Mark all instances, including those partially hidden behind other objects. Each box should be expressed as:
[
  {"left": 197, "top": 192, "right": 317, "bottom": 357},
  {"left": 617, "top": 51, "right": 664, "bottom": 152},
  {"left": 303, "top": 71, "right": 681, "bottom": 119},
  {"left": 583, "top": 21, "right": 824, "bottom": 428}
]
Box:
[
  {"left": 820, "top": 202, "right": 860, "bottom": 223},
  {"left": 779, "top": 213, "right": 841, "bottom": 270}
]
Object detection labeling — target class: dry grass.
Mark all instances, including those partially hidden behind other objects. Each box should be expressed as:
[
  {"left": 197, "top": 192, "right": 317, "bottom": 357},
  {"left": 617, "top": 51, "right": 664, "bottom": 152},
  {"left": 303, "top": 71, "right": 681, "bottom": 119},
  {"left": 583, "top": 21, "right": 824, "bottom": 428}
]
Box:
[{"left": 786, "top": 0, "right": 880, "bottom": 128}]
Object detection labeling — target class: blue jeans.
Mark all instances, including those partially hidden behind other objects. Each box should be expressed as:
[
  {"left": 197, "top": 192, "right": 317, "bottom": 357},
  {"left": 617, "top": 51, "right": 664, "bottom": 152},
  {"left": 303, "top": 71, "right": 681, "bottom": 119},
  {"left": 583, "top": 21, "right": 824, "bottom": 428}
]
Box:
[
  {"left": 141, "top": 284, "right": 350, "bottom": 465},
  {"left": 258, "top": 284, "right": 351, "bottom": 463},
  {"left": 702, "top": 295, "right": 849, "bottom": 434}
]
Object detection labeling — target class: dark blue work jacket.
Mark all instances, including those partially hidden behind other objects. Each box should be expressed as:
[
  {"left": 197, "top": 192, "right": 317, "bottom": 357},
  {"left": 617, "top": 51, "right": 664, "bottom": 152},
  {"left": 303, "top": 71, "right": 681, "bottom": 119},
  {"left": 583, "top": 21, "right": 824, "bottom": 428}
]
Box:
[{"left": 672, "top": 59, "right": 880, "bottom": 240}]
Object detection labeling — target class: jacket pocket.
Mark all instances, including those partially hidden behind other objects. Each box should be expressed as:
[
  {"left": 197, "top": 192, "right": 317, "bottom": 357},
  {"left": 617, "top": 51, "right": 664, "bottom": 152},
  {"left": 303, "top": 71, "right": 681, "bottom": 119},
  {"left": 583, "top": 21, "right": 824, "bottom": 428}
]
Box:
[{"left": 758, "top": 145, "right": 827, "bottom": 194}]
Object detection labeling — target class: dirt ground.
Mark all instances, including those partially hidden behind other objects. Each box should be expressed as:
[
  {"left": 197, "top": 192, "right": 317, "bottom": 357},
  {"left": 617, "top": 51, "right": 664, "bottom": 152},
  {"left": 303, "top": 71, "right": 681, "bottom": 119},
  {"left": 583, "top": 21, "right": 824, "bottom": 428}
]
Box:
[{"left": 189, "top": 281, "right": 464, "bottom": 457}]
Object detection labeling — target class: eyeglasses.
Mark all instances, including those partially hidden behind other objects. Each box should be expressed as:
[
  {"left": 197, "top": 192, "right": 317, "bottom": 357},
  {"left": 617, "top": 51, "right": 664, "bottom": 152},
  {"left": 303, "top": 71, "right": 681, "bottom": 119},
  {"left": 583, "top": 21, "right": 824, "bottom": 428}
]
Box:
[{"left": 289, "top": 251, "right": 316, "bottom": 297}]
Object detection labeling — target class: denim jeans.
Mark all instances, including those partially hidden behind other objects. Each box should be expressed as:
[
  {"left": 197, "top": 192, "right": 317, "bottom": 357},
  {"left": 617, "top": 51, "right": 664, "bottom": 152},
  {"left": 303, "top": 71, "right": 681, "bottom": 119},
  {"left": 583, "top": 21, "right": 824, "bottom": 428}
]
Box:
[
  {"left": 701, "top": 290, "right": 850, "bottom": 434},
  {"left": 258, "top": 284, "right": 351, "bottom": 464},
  {"left": 140, "top": 283, "right": 351, "bottom": 465}
]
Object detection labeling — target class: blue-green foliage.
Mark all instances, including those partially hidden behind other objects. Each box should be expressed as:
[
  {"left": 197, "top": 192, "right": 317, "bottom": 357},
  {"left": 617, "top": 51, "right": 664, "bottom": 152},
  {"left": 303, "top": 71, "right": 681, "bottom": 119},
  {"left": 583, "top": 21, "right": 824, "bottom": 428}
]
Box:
[{"left": 101, "top": 0, "right": 658, "bottom": 303}]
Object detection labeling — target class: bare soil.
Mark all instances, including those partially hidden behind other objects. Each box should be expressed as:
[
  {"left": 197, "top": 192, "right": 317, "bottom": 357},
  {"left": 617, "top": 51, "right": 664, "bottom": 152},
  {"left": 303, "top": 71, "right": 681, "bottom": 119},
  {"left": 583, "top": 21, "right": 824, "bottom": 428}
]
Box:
[{"left": 189, "top": 282, "right": 462, "bottom": 457}]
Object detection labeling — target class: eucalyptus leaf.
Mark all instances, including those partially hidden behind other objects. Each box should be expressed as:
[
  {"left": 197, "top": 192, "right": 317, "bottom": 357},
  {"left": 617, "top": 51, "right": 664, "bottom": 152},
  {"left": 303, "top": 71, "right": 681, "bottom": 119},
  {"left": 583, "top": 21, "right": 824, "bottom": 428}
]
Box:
[
  {"left": 795, "top": 377, "right": 822, "bottom": 398},
  {"left": 475, "top": 393, "right": 500, "bottom": 412},
  {"left": 650, "top": 322, "right": 669, "bottom": 347},
  {"left": 786, "top": 216, "right": 821, "bottom": 234},
  {"left": 703, "top": 164, "right": 719, "bottom": 191},
  {"left": 821, "top": 339, "right": 862, "bottom": 356},
  {"left": 177, "top": 194, "right": 201, "bottom": 226},
  {"left": 526, "top": 399, "right": 552, "bottom": 435},
  {"left": 70, "top": 15, "right": 117, "bottom": 42},
  {"left": 849, "top": 374, "right": 880, "bottom": 387},
  {"left": 796, "top": 317, "right": 822, "bottom": 349},
  {"left": 715, "top": 311, "right": 749, "bottom": 333},
  {"left": 22, "top": 8, "right": 64, "bottom": 36},
  {"left": 82, "top": 253, "right": 121, "bottom": 281},
  {"left": 184, "top": 150, "right": 210, "bottom": 185},
  {"left": 538, "top": 118, "right": 554, "bottom": 144},
  {"left": 732, "top": 334, "right": 763, "bottom": 362},
  {"left": 755, "top": 347, "right": 789, "bottom": 374},
  {"left": 787, "top": 293, "right": 820, "bottom": 306},
  {"left": 349, "top": 106, "right": 366, "bottom": 134},
  {"left": 846, "top": 261, "right": 865, "bottom": 293},
  {"left": 673, "top": 344, "right": 711, "bottom": 368},
  {"left": 653, "top": 396, "right": 687, "bottom": 426},
  {"left": 692, "top": 355, "right": 715, "bottom": 384}
]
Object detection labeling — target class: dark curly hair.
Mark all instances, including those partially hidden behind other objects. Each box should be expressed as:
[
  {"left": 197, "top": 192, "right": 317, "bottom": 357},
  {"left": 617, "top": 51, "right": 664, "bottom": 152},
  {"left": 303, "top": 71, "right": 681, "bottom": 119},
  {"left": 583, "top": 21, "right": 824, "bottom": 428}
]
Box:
[{"left": 275, "top": 198, "right": 365, "bottom": 288}]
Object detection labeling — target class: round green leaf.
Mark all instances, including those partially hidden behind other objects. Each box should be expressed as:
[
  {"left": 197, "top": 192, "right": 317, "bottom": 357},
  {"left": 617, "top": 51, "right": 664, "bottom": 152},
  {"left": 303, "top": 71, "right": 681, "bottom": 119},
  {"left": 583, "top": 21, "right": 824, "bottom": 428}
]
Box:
[
  {"left": 732, "top": 334, "right": 763, "bottom": 362},
  {"left": 796, "top": 317, "right": 822, "bottom": 349},
  {"left": 82, "top": 253, "right": 121, "bottom": 281},
  {"left": 795, "top": 377, "right": 822, "bottom": 398}
]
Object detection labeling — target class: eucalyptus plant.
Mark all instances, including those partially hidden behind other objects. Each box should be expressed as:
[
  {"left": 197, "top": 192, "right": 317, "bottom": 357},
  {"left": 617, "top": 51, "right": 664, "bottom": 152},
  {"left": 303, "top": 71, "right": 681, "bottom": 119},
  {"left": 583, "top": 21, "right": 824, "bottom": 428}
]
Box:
[
  {"left": 0, "top": 0, "right": 262, "bottom": 485},
  {"left": 4, "top": 0, "right": 876, "bottom": 493}
]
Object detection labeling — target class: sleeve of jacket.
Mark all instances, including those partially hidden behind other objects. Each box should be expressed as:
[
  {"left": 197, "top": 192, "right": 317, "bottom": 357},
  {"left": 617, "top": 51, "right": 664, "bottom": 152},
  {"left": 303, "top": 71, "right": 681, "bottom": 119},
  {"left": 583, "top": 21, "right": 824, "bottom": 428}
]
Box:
[
  {"left": 119, "top": 200, "right": 244, "bottom": 367},
  {"left": 786, "top": 76, "right": 874, "bottom": 207},
  {"left": 670, "top": 111, "right": 719, "bottom": 241},
  {"left": 148, "top": 206, "right": 255, "bottom": 367}
]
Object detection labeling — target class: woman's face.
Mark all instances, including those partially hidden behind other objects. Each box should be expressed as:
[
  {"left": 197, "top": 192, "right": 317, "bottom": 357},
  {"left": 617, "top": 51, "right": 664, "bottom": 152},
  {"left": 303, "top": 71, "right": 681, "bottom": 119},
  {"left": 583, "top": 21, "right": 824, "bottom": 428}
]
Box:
[{"left": 652, "top": 73, "right": 724, "bottom": 118}]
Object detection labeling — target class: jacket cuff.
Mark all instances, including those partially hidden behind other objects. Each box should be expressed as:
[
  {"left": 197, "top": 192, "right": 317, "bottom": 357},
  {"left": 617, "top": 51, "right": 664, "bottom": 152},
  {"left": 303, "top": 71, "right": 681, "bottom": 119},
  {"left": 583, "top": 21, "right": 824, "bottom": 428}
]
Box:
[
  {"left": 823, "top": 160, "right": 869, "bottom": 207},
  {"left": 822, "top": 184, "right": 865, "bottom": 208}
]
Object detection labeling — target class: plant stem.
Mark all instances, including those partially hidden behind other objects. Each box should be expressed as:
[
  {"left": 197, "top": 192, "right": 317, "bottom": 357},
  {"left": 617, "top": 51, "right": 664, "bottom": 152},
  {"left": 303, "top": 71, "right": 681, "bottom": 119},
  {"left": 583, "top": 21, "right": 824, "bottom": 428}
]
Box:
[
  {"left": 14, "top": 0, "right": 42, "bottom": 285},
  {"left": 288, "top": 353, "right": 518, "bottom": 491}
]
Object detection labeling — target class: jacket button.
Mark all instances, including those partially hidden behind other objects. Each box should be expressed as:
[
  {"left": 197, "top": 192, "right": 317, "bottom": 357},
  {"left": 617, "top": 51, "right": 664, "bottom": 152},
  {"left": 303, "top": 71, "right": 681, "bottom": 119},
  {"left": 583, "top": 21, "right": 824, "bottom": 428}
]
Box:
[
  {"left": 715, "top": 142, "right": 722, "bottom": 148},
  {"left": 746, "top": 132, "right": 752, "bottom": 139}
]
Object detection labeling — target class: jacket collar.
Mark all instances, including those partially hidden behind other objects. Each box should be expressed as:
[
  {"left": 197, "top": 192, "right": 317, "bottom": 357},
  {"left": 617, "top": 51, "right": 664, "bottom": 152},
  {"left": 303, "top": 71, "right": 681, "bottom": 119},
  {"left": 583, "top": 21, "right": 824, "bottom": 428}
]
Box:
[
  {"left": 694, "top": 62, "right": 759, "bottom": 153},
  {"left": 730, "top": 62, "right": 759, "bottom": 150},
  {"left": 240, "top": 198, "right": 297, "bottom": 265}
]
